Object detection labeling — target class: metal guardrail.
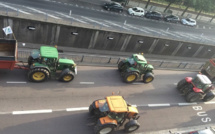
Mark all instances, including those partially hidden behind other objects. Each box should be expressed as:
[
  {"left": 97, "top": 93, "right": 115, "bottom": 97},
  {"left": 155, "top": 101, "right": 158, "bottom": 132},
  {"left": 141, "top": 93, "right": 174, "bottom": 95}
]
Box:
[{"left": 18, "top": 50, "right": 204, "bottom": 71}]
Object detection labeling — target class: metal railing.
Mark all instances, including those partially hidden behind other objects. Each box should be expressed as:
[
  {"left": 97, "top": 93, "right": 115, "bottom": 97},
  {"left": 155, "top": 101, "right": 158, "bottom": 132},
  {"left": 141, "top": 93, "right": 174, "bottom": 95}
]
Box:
[{"left": 18, "top": 50, "right": 204, "bottom": 71}]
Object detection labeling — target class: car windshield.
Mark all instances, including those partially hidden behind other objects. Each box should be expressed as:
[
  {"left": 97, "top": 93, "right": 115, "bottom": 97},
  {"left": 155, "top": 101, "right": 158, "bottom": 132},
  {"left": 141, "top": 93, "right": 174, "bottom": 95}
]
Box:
[{"left": 132, "top": 8, "right": 137, "bottom": 11}]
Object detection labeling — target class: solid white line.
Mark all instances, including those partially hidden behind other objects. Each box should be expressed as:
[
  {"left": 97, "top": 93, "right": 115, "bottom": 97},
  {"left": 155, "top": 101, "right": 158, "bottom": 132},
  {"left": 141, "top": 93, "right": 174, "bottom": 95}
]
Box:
[
  {"left": 25, "top": 7, "right": 61, "bottom": 19},
  {"left": 204, "top": 101, "right": 215, "bottom": 104},
  {"left": 80, "top": 82, "right": 94, "bottom": 84},
  {"left": 55, "top": 12, "right": 88, "bottom": 23},
  {"left": 178, "top": 103, "right": 197, "bottom": 106},
  {"left": 81, "top": 16, "right": 110, "bottom": 27},
  {"left": 105, "top": 21, "right": 131, "bottom": 30},
  {"left": 66, "top": 107, "right": 88, "bottom": 111},
  {"left": 148, "top": 104, "right": 170, "bottom": 107},
  {"left": 7, "top": 81, "right": 27, "bottom": 84},
  {"left": 13, "top": 109, "right": 52, "bottom": 115},
  {"left": 174, "top": 83, "right": 177, "bottom": 85},
  {"left": 0, "top": 3, "right": 31, "bottom": 15},
  {"left": 132, "top": 83, "right": 144, "bottom": 85}
]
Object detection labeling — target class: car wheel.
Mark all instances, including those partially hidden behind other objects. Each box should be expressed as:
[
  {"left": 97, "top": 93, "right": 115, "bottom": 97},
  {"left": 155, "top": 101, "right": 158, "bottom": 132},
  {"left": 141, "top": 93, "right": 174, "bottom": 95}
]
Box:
[{"left": 131, "top": 13, "right": 134, "bottom": 16}]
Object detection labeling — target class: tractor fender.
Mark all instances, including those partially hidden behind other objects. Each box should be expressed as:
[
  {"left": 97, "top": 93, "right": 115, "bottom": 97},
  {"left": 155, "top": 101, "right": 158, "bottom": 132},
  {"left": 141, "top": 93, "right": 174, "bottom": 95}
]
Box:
[
  {"left": 193, "top": 87, "right": 204, "bottom": 93},
  {"left": 147, "top": 64, "right": 154, "bottom": 70},
  {"left": 126, "top": 67, "right": 140, "bottom": 74},
  {"left": 185, "top": 77, "right": 192, "bottom": 83},
  {"left": 99, "top": 116, "right": 118, "bottom": 126},
  {"left": 30, "top": 65, "right": 51, "bottom": 73}
]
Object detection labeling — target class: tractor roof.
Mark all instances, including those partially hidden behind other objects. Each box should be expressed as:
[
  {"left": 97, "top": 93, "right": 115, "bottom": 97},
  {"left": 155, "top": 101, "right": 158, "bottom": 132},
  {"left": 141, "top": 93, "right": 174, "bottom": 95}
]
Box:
[
  {"left": 197, "top": 74, "right": 211, "bottom": 84},
  {"left": 132, "top": 54, "right": 147, "bottom": 64},
  {"left": 106, "top": 96, "right": 128, "bottom": 113},
  {"left": 40, "top": 46, "right": 58, "bottom": 59}
]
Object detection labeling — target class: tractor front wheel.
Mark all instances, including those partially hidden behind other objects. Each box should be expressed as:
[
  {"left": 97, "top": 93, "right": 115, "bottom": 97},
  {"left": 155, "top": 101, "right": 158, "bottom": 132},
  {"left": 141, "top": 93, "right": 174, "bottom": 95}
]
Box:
[
  {"left": 186, "top": 92, "right": 202, "bottom": 102},
  {"left": 143, "top": 72, "right": 154, "bottom": 83},
  {"left": 59, "top": 69, "right": 75, "bottom": 82},
  {"left": 124, "top": 120, "right": 140, "bottom": 133},
  {"left": 28, "top": 68, "right": 49, "bottom": 82},
  {"left": 94, "top": 124, "right": 115, "bottom": 134},
  {"left": 203, "top": 91, "right": 215, "bottom": 102},
  {"left": 123, "top": 72, "right": 138, "bottom": 83}
]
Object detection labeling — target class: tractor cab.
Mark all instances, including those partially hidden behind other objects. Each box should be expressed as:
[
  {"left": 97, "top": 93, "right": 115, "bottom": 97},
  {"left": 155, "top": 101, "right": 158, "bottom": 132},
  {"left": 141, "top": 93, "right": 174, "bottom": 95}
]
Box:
[
  {"left": 89, "top": 95, "right": 140, "bottom": 134},
  {"left": 192, "top": 74, "right": 213, "bottom": 93}
]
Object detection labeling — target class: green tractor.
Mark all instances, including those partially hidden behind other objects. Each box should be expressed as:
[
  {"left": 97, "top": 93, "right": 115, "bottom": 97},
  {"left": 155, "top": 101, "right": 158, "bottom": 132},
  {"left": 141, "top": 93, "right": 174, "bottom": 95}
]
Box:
[
  {"left": 27, "top": 46, "right": 77, "bottom": 82},
  {"left": 118, "top": 54, "right": 154, "bottom": 83}
]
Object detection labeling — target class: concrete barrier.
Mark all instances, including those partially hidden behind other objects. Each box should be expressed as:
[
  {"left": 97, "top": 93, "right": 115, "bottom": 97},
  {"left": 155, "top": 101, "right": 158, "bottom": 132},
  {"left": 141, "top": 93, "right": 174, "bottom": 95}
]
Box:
[{"left": 1, "top": 15, "right": 215, "bottom": 59}]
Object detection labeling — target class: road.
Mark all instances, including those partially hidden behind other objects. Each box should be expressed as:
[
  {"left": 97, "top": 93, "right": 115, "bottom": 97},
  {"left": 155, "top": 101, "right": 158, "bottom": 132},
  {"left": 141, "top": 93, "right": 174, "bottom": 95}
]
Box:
[
  {"left": 0, "top": 66, "right": 215, "bottom": 133},
  {"left": 0, "top": 0, "right": 215, "bottom": 45}
]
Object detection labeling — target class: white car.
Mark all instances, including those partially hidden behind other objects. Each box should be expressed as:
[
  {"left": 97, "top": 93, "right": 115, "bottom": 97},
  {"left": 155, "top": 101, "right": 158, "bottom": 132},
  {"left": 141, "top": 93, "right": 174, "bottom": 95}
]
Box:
[
  {"left": 181, "top": 18, "right": 197, "bottom": 26},
  {"left": 128, "top": 7, "right": 145, "bottom": 17}
]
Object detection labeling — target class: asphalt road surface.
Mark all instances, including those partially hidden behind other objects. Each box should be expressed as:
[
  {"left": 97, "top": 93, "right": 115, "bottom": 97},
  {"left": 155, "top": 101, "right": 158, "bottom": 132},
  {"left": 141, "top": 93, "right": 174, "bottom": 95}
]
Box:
[
  {"left": 0, "top": 66, "right": 215, "bottom": 134},
  {"left": 0, "top": 0, "right": 215, "bottom": 45}
]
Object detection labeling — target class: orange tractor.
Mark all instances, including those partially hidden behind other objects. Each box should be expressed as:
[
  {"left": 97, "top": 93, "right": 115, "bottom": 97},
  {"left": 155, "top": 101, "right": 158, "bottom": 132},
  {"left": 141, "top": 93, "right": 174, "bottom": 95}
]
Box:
[{"left": 89, "top": 95, "right": 140, "bottom": 134}]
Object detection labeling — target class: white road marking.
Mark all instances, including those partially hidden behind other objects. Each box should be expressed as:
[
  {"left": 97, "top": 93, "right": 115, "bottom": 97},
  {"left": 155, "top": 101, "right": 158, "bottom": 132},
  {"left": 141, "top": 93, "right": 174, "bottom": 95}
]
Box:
[
  {"left": 126, "top": 24, "right": 150, "bottom": 33},
  {"left": 132, "top": 82, "right": 144, "bottom": 85},
  {"left": 204, "top": 101, "right": 215, "bottom": 104},
  {"left": 105, "top": 21, "right": 131, "bottom": 30},
  {"left": 25, "top": 7, "right": 61, "bottom": 19},
  {"left": 0, "top": 3, "right": 31, "bottom": 15},
  {"left": 160, "top": 30, "right": 182, "bottom": 38},
  {"left": 7, "top": 81, "right": 27, "bottom": 84},
  {"left": 174, "top": 83, "right": 177, "bottom": 85},
  {"left": 178, "top": 103, "right": 197, "bottom": 106},
  {"left": 13, "top": 109, "right": 52, "bottom": 115},
  {"left": 55, "top": 12, "right": 88, "bottom": 23},
  {"left": 81, "top": 16, "right": 110, "bottom": 27},
  {"left": 148, "top": 104, "right": 170, "bottom": 107},
  {"left": 80, "top": 82, "right": 94, "bottom": 84},
  {"left": 66, "top": 107, "right": 88, "bottom": 111}
]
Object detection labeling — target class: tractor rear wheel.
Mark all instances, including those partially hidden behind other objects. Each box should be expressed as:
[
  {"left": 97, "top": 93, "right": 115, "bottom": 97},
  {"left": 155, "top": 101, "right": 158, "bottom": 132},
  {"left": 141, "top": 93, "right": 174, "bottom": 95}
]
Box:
[
  {"left": 177, "top": 79, "right": 187, "bottom": 91},
  {"left": 143, "top": 72, "right": 154, "bottom": 83},
  {"left": 123, "top": 72, "right": 138, "bottom": 83},
  {"left": 28, "top": 68, "right": 49, "bottom": 82},
  {"left": 89, "top": 104, "right": 94, "bottom": 115},
  {"left": 59, "top": 69, "right": 74, "bottom": 82},
  {"left": 186, "top": 92, "right": 202, "bottom": 102},
  {"left": 203, "top": 91, "right": 215, "bottom": 102},
  {"left": 94, "top": 124, "right": 115, "bottom": 134},
  {"left": 124, "top": 120, "right": 140, "bottom": 133}
]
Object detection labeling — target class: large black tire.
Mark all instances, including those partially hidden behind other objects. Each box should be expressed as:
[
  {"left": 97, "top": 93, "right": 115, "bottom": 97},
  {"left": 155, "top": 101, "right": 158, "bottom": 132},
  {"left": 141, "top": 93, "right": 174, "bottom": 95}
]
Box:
[
  {"left": 89, "top": 104, "right": 94, "bottom": 115},
  {"left": 203, "top": 91, "right": 215, "bottom": 102},
  {"left": 124, "top": 120, "right": 140, "bottom": 133},
  {"left": 177, "top": 79, "right": 187, "bottom": 91},
  {"left": 123, "top": 72, "right": 138, "bottom": 83},
  {"left": 28, "top": 68, "right": 49, "bottom": 82},
  {"left": 59, "top": 69, "right": 74, "bottom": 82},
  {"left": 143, "top": 72, "right": 154, "bottom": 83},
  {"left": 186, "top": 92, "right": 202, "bottom": 102},
  {"left": 94, "top": 124, "right": 115, "bottom": 134}
]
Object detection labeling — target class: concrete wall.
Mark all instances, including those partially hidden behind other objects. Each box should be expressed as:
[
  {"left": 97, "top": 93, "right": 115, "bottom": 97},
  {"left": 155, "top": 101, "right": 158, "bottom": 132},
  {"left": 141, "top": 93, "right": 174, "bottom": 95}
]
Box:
[{"left": 1, "top": 16, "right": 215, "bottom": 59}]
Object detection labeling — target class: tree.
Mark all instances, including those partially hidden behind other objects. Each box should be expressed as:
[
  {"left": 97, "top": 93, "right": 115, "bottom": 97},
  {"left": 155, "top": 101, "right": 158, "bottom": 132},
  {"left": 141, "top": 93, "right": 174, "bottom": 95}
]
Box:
[
  {"left": 145, "top": 0, "right": 151, "bottom": 9},
  {"left": 194, "top": 0, "right": 214, "bottom": 19},
  {"left": 181, "top": 0, "right": 197, "bottom": 16},
  {"left": 164, "top": 0, "right": 182, "bottom": 13}
]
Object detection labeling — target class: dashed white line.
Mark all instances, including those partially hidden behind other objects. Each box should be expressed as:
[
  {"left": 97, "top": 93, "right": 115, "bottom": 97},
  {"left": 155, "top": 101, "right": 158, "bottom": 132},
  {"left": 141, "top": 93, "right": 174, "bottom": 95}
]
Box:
[
  {"left": 13, "top": 109, "right": 52, "bottom": 115},
  {"left": 0, "top": 3, "right": 31, "bottom": 15},
  {"left": 7, "top": 81, "right": 27, "bottom": 84},
  {"left": 148, "top": 104, "right": 170, "bottom": 107},
  {"left": 178, "top": 103, "right": 197, "bottom": 106},
  {"left": 25, "top": 7, "right": 61, "bottom": 19},
  {"left": 66, "top": 107, "right": 88, "bottom": 111},
  {"left": 81, "top": 16, "right": 110, "bottom": 27},
  {"left": 55, "top": 12, "right": 88, "bottom": 24},
  {"left": 80, "top": 82, "right": 94, "bottom": 84},
  {"left": 204, "top": 101, "right": 215, "bottom": 104},
  {"left": 105, "top": 21, "right": 131, "bottom": 30}
]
